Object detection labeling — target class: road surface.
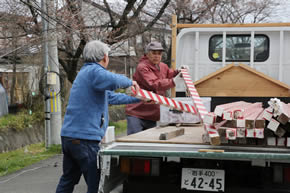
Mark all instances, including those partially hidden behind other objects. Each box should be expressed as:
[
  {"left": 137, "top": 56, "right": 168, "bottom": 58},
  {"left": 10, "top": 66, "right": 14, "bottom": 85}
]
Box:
[{"left": 0, "top": 154, "right": 122, "bottom": 193}]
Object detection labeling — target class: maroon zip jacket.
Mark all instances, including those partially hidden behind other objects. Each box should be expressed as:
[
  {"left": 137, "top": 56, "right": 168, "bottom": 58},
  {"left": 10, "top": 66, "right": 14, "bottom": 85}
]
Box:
[{"left": 125, "top": 55, "right": 179, "bottom": 121}]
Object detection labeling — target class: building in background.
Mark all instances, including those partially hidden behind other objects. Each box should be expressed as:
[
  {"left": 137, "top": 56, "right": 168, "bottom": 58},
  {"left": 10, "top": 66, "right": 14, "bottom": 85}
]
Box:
[{"left": 0, "top": 82, "right": 8, "bottom": 117}]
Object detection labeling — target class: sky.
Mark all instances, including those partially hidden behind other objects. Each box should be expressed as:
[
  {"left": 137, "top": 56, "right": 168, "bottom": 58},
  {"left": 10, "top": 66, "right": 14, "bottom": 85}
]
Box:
[
  {"left": 0, "top": 0, "right": 289, "bottom": 23},
  {"left": 268, "top": 0, "right": 290, "bottom": 22},
  {"left": 106, "top": 0, "right": 290, "bottom": 23}
]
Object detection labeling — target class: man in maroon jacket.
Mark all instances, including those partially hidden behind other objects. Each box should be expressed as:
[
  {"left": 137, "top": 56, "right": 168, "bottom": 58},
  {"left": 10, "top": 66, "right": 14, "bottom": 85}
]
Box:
[{"left": 125, "top": 41, "right": 180, "bottom": 135}]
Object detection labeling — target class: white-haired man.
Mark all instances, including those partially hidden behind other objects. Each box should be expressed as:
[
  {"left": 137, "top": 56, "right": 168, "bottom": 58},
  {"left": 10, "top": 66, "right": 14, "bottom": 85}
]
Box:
[{"left": 56, "top": 40, "right": 141, "bottom": 193}]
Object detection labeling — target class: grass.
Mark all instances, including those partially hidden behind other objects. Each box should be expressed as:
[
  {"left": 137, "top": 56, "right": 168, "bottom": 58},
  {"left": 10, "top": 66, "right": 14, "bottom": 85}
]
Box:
[
  {"left": 0, "top": 106, "right": 126, "bottom": 177},
  {"left": 109, "top": 119, "right": 127, "bottom": 136},
  {"left": 0, "top": 120, "right": 126, "bottom": 177},
  {"left": 0, "top": 143, "right": 61, "bottom": 177}
]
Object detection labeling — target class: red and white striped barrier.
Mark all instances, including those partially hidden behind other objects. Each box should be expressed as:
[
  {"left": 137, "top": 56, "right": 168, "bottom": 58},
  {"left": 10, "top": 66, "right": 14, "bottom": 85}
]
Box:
[
  {"left": 131, "top": 87, "right": 197, "bottom": 115},
  {"left": 130, "top": 69, "right": 220, "bottom": 145},
  {"left": 204, "top": 123, "right": 221, "bottom": 145},
  {"left": 180, "top": 69, "right": 220, "bottom": 145},
  {"left": 180, "top": 69, "right": 208, "bottom": 119},
  {"left": 214, "top": 101, "right": 250, "bottom": 117}
]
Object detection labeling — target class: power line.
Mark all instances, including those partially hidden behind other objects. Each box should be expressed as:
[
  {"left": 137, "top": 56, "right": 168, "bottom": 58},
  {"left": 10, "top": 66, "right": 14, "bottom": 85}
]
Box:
[
  {"left": 20, "top": 0, "right": 95, "bottom": 36},
  {"left": 1, "top": 0, "right": 87, "bottom": 66},
  {"left": 20, "top": 0, "right": 74, "bottom": 32}
]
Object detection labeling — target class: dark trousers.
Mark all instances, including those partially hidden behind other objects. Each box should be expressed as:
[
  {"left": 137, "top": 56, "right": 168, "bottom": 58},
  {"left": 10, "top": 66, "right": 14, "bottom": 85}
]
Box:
[
  {"left": 126, "top": 115, "right": 157, "bottom": 135},
  {"left": 56, "top": 137, "right": 100, "bottom": 193}
]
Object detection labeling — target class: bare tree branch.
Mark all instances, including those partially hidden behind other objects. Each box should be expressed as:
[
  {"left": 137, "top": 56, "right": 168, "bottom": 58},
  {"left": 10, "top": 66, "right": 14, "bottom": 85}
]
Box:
[
  {"left": 103, "top": 0, "right": 116, "bottom": 27},
  {"left": 144, "top": 0, "right": 170, "bottom": 30}
]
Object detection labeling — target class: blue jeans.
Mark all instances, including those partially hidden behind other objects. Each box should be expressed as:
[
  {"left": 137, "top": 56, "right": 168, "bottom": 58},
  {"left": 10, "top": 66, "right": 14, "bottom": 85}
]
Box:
[
  {"left": 56, "top": 137, "right": 100, "bottom": 193},
  {"left": 126, "top": 115, "right": 156, "bottom": 135}
]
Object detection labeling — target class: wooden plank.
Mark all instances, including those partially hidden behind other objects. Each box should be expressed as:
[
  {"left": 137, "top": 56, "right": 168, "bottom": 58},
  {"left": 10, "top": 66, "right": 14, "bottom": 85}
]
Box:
[
  {"left": 277, "top": 113, "right": 289, "bottom": 125},
  {"left": 267, "top": 118, "right": 280, "bottom": 132},
  {"left": 194, "top": 63, "right": 234, "bottom": 86},
  {"left": 275, "top": 127, "right": 286, "bottom": 138},
  {"left": 198, "top": 149, "right": 224, "bottom": 153},
  {"left": 159, "top": 128, "right": 185, "bottom": 140},
  {"left": 176, "top": 23, "right": 290, "bottom": 29},
  {"left": 224, "top": 102, "right": 262, "bottom": 120},
  {"left": 255, "top": 109, "right": 267, "bottom": 128},
  {"left": 214, "top": 101, "right": 249, "bottom": 117},
  {"left": 277, "top": 102, "right": 290, "bottom": 125},
  {"left": 204, "top": 112, "right": 216, "bottom": 124},
  {"left": 261, "top": 107, "right": 273, "bottom": 121},
  {"left": 239, "top": 63, "right": 290, "bottom": 90},
  {"left": 171, "top": 15, "right": 177, "bottom": 98},
  {"left": 117, "top": 125, "right": 205, "bottom": 144},
  {"left": 204, "top": 124, "right": 221, "bottom": 145},
  {"left": 194, "top": 65, "right": 290, "bottom": 97},
  {"left": 244, "top": 107, "right": 264, "bottom": 129},
  {"left": 222, "top": 120, "right": 237, "bottom": 128},
  {"left": 218, "top": 128, "right": 228, "bottom": 144}
]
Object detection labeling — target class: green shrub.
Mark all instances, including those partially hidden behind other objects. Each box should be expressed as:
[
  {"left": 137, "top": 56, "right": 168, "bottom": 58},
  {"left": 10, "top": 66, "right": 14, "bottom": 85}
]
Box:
[{"left": 0, "top": 111, "right": 44, "bottom": 132}]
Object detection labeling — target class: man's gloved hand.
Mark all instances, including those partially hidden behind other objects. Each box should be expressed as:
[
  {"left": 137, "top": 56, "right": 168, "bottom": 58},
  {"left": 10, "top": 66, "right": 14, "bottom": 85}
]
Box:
[
  {"left": 173, "top": 72, "right": 182, "bottom": 85},
  {"left": 178, "top": 65, "right": 189, "bottom": 71},
  {"left": 126, "top": 81, "right": 140, "bottom": 96},
  {"left": 132, "top": 81, "right": 140, "bottom": 94},
  {"left": 125, "top": 87, "right": 134, "bottom": 96}
]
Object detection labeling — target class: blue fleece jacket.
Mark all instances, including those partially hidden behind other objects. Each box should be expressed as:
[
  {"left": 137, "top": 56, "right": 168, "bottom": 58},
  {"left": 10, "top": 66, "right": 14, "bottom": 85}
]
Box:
[{"left": 61, "top": 62, "right": 140, "bottom": 141}]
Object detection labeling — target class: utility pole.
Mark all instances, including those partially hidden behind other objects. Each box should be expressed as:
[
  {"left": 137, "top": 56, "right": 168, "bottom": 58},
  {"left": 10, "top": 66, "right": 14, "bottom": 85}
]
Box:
[
  {"left": 41, "top": 0, "right": 51, "bottom": 148},
  {"left": 47, "top": 0, "right": 62, "bottom": 145},
  {"left": 41, "top": 0, "right": 62, "bottom": 147}
]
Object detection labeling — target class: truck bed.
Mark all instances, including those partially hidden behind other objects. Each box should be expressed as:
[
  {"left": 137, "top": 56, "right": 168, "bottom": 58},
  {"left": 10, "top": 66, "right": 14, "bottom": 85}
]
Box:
[
  {"left": 117, "top": 124, "right": 204, "bottom": 144},
  {"left": 101, "top": 125, "right": 290, "bottom": 162}
]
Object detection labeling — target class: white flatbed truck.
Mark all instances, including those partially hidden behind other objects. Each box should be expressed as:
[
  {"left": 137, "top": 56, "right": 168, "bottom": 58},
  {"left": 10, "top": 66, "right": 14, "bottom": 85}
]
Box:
[
  {"left": 98, "top": 16, "right": 290, "bottom": 193},
  {"left": 99, "top": 125, "right": 290, "bottom": 193}
]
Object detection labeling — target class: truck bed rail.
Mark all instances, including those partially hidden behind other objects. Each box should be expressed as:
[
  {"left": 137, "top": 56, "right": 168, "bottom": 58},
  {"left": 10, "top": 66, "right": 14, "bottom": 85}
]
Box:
[{"left": 101, "top": 142, "right": 290, "bottom": 162}]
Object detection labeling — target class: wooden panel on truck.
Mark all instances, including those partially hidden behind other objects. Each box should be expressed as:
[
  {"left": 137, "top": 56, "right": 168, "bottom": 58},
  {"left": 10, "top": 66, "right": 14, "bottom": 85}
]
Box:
[
  {"left": 117, "top": 125, "right": 205, "bottom": 144},
  {"left": 194, "top": 63, "right": 290, "bottom": 97}
]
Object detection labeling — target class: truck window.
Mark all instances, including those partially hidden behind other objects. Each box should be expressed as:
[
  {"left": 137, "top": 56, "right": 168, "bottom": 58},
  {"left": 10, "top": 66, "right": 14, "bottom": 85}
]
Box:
[{"left": 209, "top": 34, "right": 269, "bottom": 62}]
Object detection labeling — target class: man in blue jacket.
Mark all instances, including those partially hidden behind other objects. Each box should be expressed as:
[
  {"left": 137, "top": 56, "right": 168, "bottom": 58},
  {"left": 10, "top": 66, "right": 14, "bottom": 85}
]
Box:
[{"left": 56, "top": 40, "right": 141, "bottom": 193}]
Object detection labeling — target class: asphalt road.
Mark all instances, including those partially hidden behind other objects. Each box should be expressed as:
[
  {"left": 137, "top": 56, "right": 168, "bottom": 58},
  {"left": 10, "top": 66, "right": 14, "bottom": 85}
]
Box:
[
  {"left": 0, "top": 154, "right": 122, "bottom": 193},
  {"left": 0, "top": 154, "right": 87, "bottom": 193}
]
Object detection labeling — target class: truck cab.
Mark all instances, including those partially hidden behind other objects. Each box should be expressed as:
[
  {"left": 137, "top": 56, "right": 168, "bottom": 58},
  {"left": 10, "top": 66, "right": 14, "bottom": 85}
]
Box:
[
  {"left": 173, "top": 20, "right": 290, "bottom": 108},
  {"left": 175, "top": 23, "right": 290, "bottom": 86}
]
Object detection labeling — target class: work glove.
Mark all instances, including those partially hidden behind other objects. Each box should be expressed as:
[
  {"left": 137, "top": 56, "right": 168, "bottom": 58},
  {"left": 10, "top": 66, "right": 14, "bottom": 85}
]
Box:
[
  {"left": 125, "top": 81, "right": 140, "bottom": 96},
  {"left": 125, "top": 86, "right": 134, "bottom": 96},
  {"left": 132, "top": 81, "right": 140, "bottom": 93},
  {"left": 178, "top": 65, "right": 189, "bottom": 71},
  {"left": 173, "top": 72, "right": 182, "bottom": 85}
]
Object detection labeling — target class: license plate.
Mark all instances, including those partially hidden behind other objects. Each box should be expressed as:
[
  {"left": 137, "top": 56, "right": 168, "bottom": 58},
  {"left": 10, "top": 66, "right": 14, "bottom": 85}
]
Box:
[{"left": 181, "top": 168, "right": 225, "bottom": 192}]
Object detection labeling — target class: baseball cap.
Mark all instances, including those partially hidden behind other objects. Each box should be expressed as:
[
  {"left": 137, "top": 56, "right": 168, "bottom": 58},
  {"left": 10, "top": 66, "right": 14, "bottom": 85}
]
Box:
[{"left": 145, "top": 41, "right": 164, "bottom": 53}]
